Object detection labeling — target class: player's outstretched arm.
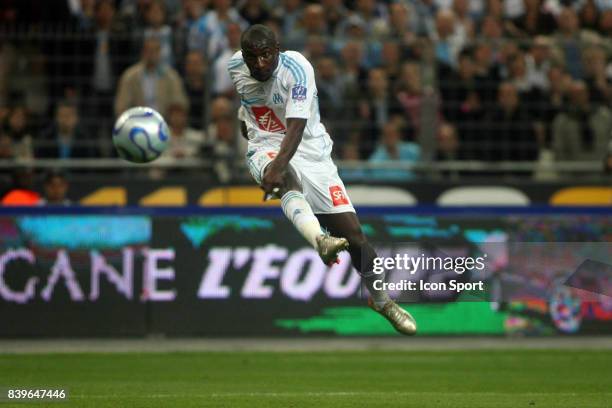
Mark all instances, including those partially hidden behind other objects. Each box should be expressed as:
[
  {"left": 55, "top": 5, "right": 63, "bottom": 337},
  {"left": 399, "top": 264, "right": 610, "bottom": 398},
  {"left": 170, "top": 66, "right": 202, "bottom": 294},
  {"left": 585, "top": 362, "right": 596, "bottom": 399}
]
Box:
[{"left": 261, "top": 118, "right": 306, "bottom": 194}]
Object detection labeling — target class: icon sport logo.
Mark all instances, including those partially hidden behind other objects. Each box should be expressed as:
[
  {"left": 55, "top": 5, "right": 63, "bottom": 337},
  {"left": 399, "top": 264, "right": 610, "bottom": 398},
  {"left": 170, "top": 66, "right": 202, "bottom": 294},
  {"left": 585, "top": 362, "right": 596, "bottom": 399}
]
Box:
[
  {"left": 329, "top": 185, "right": 349, "bottom": 206},
  {"left": 291, "top": 85, "right": 307, "bottom": 101},
  {"left": 251, "top": 107, "right": 286, "bottom": 133}
]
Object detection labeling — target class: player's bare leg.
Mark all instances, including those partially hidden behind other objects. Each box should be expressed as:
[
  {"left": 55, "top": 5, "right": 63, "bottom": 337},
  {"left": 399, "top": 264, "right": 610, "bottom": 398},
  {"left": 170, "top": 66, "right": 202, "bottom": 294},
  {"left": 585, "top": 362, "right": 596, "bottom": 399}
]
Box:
[
  {"left": 264, "top": 165, "right": 348, "bottom": 265},
  {"left": 317, "top": 212, "right": 417, "bottom": 335}
]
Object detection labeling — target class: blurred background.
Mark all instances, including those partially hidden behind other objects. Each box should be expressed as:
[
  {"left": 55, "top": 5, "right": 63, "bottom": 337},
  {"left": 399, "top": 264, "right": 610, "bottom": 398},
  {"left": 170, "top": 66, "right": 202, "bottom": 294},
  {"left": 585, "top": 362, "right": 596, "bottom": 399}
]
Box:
[
  {"left": 0, "top": 0, "right": 610, "bottom": 339},
  {"left": 0, "top": 0, "right": 611, "bottom": 187}
]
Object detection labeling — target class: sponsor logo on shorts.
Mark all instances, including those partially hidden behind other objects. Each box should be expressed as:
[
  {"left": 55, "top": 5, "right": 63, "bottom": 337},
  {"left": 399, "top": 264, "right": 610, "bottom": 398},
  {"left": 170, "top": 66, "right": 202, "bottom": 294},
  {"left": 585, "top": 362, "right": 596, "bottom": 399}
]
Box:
[
  {"left": 252, "top": 107, "right": 286, "bottom": 133},
  {"left": 291, "top": 85, "right": 307, "bottom": 101},
  {"left": 329, "top": 185, "right": 349, "bottom": 206}
]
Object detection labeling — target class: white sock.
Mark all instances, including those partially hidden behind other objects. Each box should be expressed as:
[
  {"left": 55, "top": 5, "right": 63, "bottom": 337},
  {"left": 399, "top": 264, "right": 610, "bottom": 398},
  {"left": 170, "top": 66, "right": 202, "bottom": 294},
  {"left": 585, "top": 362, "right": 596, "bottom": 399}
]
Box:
[{"left": 281, "top": 191, "right": 323, "bottom": 248}]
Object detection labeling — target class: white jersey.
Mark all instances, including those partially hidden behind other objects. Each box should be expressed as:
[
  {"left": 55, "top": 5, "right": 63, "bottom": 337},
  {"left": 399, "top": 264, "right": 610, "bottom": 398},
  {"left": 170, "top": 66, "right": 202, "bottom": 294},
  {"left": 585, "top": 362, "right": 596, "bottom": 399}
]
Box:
[{"left": 228, "top": 50, "right": 333, "bottom": 161}]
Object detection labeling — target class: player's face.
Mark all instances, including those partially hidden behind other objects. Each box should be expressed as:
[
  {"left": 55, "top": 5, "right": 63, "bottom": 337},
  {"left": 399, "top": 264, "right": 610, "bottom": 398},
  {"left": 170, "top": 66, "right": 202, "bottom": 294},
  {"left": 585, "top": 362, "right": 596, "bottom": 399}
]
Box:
[{"left": 243, "top": 44, "right": 279, "bottom": 82}]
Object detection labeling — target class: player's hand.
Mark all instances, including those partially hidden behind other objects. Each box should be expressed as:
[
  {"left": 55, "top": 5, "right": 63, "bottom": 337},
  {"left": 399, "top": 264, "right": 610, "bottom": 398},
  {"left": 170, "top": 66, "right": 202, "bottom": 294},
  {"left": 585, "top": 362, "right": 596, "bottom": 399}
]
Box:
[{"left": 262, "top": 163, "right": 284, "bottom": 195}]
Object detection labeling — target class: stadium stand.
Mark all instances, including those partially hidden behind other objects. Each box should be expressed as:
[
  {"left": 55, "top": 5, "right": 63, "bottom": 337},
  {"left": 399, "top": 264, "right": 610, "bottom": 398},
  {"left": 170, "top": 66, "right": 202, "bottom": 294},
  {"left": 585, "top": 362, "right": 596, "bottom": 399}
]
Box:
[{"left": 0, "top": 0, "right": 610, "bottom": 186}]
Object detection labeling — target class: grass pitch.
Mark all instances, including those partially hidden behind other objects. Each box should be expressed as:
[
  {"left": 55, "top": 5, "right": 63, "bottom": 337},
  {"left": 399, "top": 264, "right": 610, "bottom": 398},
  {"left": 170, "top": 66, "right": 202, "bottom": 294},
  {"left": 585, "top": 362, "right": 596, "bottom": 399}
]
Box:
[{"left": 1, "top": 349, "right": 611, "bottom": 407}]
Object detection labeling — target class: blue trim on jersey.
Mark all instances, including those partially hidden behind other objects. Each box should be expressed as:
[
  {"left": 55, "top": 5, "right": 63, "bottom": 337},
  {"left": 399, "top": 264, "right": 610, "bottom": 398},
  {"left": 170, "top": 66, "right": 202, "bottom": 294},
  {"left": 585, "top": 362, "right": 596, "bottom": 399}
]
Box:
[
  {"left": 240, "top": 97, "right": 263, "bottom": 106},
  {"left": 279, "top": 55, "right": 300, "bottom": 84},
  {"left": 284, "top": 55, "right": 306, "bottom": 85},
  {"left": 228, "top": 59, "right": 244, "bottom": 69},
  {"left": 280, "top": 54, "right": 306, "bottom": 86},
  {"left": 288, "top": 55, "right": 307, "bottom": 82}
]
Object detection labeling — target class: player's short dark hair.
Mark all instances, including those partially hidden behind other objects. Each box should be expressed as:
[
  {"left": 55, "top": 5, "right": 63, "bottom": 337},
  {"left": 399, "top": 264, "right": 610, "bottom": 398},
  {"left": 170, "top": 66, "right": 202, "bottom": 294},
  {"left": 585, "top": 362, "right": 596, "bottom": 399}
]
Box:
[{"left": 241, "top": 24, "right": 277, "bottom": 50}]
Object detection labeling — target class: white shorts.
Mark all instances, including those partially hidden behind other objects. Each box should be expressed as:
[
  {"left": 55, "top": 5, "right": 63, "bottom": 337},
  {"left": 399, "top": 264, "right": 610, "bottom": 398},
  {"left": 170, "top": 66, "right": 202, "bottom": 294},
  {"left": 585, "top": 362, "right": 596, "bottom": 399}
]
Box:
[{"left": 246, "top": 148, "right": 355, "bottom": 214}]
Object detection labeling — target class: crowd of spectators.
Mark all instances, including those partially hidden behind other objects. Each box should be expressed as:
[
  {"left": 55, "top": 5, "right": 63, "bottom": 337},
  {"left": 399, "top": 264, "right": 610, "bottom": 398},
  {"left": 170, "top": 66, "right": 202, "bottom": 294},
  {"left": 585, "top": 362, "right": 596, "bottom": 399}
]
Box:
[{"left": 0, "top": 0, "right": 611, "bottom": 181}]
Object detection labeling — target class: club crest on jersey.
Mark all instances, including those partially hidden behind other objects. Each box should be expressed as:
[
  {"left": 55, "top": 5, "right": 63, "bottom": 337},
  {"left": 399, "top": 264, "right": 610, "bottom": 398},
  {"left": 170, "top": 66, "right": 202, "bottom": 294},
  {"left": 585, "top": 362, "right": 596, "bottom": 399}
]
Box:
[
  {"left": 329, "top": 185, "right": 349, "bottom": 206},
  {"left": 272, "top": 93, "right": 284, "bottom": 105},
  {"left": 251, "top": 106, "right": 286, "bottom": 133},
  {"left": 291, "top": 85, "right": 307, "bottom": 101}
]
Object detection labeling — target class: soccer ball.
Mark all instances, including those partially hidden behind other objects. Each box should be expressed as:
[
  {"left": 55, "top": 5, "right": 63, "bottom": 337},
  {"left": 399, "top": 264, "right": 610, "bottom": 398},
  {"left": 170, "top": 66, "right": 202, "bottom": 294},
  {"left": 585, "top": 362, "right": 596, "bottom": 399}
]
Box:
[{"left": 113, "top": 107, "right": 170, "bottom": 163}]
